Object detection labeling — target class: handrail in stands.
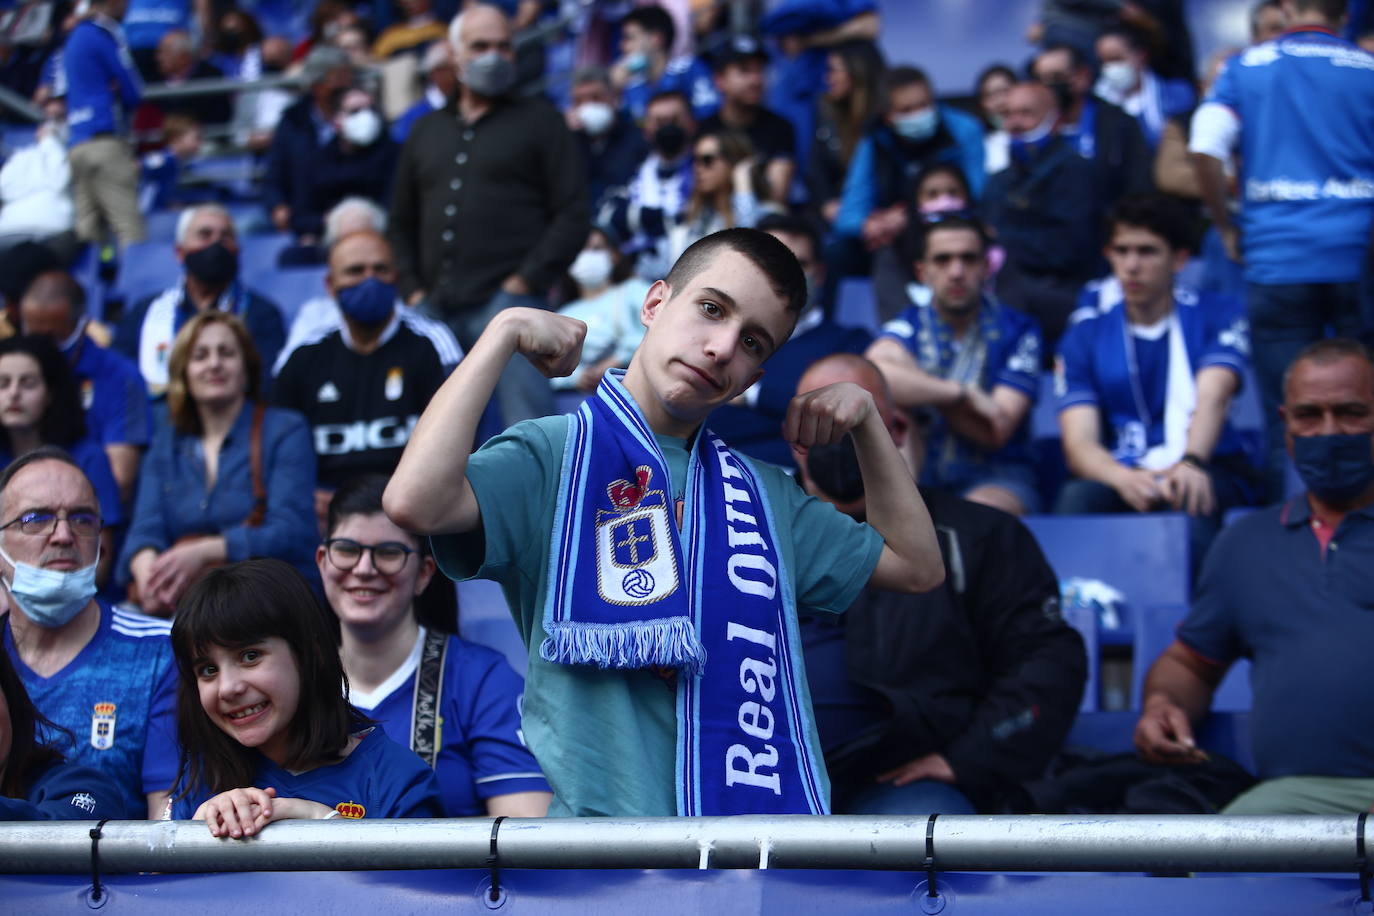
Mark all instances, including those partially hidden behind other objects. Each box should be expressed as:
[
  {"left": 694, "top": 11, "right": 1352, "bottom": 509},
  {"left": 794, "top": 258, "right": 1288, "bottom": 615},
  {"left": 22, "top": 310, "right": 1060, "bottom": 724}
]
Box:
[{"left": 0, "top": 815, "right": 1366, "bottom": 874}]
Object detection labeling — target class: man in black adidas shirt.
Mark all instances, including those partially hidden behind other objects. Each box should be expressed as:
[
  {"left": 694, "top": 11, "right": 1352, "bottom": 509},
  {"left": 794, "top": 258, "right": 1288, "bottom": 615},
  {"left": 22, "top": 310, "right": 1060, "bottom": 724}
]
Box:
[{"left": 273, "top": 230, "right": 448, "bottom": 528}]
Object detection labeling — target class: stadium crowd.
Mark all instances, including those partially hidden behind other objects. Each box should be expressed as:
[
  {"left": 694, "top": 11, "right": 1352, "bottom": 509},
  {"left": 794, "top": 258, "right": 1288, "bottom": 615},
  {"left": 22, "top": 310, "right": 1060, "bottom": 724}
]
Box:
[{"left": 4, "top": 0, "right": 1374, "bottom": 828}]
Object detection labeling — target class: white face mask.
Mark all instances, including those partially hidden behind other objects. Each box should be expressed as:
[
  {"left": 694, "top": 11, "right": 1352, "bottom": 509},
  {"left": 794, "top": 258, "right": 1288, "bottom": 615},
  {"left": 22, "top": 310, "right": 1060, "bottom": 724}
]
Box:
[
  {"left": 568, "top": 248, "right": 614, "bottom": 290},
  {"left": 341, "top": 108, "right": 382, "bottom": 146},
  {"left": 576, "top": 101, "right": 615, "bottom": 137},
  {"left": 1100, "top": 60, "right": 1138, "bottom": 95}
]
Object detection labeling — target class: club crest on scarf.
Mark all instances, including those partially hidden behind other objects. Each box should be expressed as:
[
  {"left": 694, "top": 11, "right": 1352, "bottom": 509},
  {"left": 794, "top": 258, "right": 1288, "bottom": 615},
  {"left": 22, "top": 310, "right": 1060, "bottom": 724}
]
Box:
[{"left": 596, "top": 466, "right": 679, "bottom": 605}]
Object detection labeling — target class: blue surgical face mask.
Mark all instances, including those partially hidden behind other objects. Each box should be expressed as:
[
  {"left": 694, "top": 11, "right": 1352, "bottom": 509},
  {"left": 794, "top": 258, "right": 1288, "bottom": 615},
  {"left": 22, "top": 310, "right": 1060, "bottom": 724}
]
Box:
[
  {"left": 336, "top": 277, "right": 396, "bottom": 326},
  {"left": 1292, "top": 432, "right": 1374, "bottom": 504},
  {"left": 892, "top": 106, "right": 938, "bottom": 142},
  {"left": 623, "top": 50, "right": 649, "bottom": 74},
  {"left": 0, "top": 540, "right": 99, "bottom": 629},
  {"left": 1009, "top": 108, "right": 1060, "bottom": 165}
]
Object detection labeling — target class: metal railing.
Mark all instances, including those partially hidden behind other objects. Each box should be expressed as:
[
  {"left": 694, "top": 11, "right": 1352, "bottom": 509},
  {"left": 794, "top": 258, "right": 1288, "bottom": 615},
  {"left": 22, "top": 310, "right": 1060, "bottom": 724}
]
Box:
[{"left": 0, "top": 815, "right": 1368, "bottom": 875}]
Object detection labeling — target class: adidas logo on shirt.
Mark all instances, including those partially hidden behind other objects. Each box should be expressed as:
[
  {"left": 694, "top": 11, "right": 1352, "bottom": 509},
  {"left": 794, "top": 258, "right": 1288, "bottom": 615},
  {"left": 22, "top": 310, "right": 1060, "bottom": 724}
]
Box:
[{"left": 318, "top": 381, "right": 341, "bottom": 403}]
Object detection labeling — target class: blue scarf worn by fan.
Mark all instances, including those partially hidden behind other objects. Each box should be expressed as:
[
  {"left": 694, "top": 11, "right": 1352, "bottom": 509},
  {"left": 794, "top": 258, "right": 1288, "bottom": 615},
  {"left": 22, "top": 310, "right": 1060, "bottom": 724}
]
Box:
[{"left": 542, "top": 370, "right": 829, "bottom": 815}]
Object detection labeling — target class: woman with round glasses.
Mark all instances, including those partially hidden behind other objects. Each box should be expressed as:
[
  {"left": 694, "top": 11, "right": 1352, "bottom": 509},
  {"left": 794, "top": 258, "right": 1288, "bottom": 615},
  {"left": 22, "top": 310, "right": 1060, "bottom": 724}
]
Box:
[
  {"left": 318, "top": 475, "right": 551, "bottom": 818},
  {"left": 0, "top": 335, "right": 122, "bottom": 584}
]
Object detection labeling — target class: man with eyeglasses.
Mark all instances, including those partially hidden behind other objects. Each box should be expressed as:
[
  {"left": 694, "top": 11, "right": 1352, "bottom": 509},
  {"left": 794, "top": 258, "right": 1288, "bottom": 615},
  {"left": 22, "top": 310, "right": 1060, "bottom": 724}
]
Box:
[
  {"left": 866, "top": 215, "right": 1043, "bottom": 515},
  {"left": 0, "top": 447, "right": 178, "bottom": 819}
]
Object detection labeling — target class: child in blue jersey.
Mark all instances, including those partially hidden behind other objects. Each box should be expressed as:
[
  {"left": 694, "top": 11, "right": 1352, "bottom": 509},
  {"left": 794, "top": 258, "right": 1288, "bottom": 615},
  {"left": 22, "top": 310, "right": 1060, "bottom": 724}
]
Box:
[
  {"left": 168, "top": 558, "right": 443, "bottom": 836},
  {"left": 320, "top": 475, "right": 551, "bottom": 817},
  {"left": 0, "top": 617, "right": 124, "bottom": 820}
]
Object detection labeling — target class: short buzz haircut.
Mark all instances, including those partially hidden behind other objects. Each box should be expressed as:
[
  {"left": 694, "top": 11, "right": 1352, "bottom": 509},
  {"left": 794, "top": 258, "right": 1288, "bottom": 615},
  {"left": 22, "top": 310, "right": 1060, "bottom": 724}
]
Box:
[
  {"left": 323, "top": 196, "right": 387, "bottom": 250},
  {"left": 1283, "top": 338, "right": 1374, "bottom": 398},
  {"left": 623, "top": 4, "right": 675, "bottom": 52},
  {"left": 1106, "top": 193, "right": 1195, "bottom": 253},
  {"left": 645, "top": 88, "right": 691, "bottom": 116},
  {"left": 1034, "top": 42, "right": 1089, "bottom": 76},
  {"left": 663, "top": 228, "right": 808, "bottom": 316},
  {"left": 881, "top": 65, "right": 932, "bottom": 110},
  {"left": 1097, "top": 24, "right": 1145, "bottom": 52},
  {"left": 755, "top": 213, "right": 822, "bottom": 263},
  {"left": 919, "top": 214, "right": 990, "bottom": 261}
]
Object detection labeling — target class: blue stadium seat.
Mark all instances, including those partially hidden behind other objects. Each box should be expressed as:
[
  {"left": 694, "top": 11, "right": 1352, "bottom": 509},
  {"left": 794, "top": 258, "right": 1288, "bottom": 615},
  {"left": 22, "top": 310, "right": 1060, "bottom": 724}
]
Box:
[
  {"left": 255, "top": 267, "right": 327, "bottom": 326},
  {"left": 239, "top": 233, "right": 294, "bottom": 281},
  {"left": 1030, "top": 371, "right": 1059, "bottom": 439},
  {"left": 456, "top": 578, "right": 527, "bottom": 675},
  {"left": 1023, "top": 513, "right": 1191, "bottom": 647},
  {"left": 1132, "top": 603, "right": 1252, "bottom": 712},
  {"left": 143, "top": 210, "right": 182, "bottom": 243},
  {"left": 834, "top": 278, "right": 879, "bottom": 333},
  {"left": 1062, "top": 601, "right": 1099, "bottom": 713},
  {"left": 113, "top": 240, "right": 180, "bottom": 305}
]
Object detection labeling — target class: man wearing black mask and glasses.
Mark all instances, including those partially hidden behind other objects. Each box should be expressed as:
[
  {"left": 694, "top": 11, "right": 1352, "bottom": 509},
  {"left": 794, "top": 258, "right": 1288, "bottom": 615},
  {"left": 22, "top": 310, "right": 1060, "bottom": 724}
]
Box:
[
  {"left": 114, "top": 204, "right": 284, "bottom": 396},
  {"left": 791, "top": 353, "right": 1084, "bottom": 816}
]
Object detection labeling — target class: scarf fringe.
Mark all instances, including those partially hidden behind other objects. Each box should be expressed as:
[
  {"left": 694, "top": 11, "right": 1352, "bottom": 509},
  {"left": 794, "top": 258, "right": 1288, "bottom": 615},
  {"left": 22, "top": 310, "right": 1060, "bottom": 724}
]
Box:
[{"left": 540, "top": 617, "right": 707, "bottom": 675}]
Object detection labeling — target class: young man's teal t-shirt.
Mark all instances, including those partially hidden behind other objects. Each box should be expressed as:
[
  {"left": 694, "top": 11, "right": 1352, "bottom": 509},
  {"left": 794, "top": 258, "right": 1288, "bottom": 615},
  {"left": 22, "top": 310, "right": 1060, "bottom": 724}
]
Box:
[{"left": 432, "top": 415, "right": 884, "bottom": 817}]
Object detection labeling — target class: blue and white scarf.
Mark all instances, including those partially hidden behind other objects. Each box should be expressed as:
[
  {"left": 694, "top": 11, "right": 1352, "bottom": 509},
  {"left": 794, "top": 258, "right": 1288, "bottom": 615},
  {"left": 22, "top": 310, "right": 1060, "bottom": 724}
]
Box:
[{"left": 543, "top": 370, "right": 829, "bottom": 815}]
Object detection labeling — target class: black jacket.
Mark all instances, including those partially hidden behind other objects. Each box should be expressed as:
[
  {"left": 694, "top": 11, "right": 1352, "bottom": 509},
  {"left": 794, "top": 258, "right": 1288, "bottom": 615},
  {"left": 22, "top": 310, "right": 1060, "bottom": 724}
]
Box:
[{"left": 826, "top": 489, "right": 1087, "bottom": 808}]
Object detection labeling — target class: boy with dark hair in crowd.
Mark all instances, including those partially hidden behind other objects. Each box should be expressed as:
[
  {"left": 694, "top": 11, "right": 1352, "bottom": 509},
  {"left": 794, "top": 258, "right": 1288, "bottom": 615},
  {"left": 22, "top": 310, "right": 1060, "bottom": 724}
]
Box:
[{"left": 386, "top": 228, "right": 942, "bottom": 817}]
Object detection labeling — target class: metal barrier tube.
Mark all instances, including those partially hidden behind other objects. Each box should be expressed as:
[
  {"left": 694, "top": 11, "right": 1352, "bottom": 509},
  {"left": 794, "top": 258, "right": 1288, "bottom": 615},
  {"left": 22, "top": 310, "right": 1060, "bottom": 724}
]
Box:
[{"left": 0, "top": 815, "right": 1366, "bottom": 875}]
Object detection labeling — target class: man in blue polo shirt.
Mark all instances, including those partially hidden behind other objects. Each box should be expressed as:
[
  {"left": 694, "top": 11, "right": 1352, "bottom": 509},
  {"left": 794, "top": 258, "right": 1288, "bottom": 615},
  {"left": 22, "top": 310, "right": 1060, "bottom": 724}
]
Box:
[
  {"left": 58, "top": 0, "right": 145, "bottom": 248},
  {"left": 1190, "top": 0, "right": 1374, "bottom": 501},
  {"left": 1135, "top": 338, "right": 1374, "bottom": 814},
  {"left": 20, "top": 270, "right": 151, "bottom": 502},
  {"left": 867, "top": 214, "right": 1041, "bottom": 515},
  {"left": 1056, "top": 194, "right": 1256, "bottom": 569}
]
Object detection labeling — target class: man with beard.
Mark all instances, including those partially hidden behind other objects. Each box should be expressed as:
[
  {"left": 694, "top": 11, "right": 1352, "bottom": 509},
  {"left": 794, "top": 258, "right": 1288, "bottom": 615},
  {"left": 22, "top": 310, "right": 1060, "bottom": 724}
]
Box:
[{"left": 866, "top": 214, "right": 1042, "bottom": 515}]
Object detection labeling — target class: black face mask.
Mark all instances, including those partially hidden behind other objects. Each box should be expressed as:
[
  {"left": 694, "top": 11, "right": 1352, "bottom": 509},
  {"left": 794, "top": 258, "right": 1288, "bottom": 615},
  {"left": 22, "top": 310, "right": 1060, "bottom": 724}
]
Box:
[
  {"left": 184, "top": 242, "right": 239, "bottom": 288},
  {"left": 806, "top": 437, "right": 865, "bottom": 504},
  {"left": 216, "top": 30, "right": 245, "bottom": 55},
  {"left": 1043, "top": 80, "right": 1076, "bottom": 113},
  {"left": 652, "top": 123, "right": 688, "bottom": 159}
]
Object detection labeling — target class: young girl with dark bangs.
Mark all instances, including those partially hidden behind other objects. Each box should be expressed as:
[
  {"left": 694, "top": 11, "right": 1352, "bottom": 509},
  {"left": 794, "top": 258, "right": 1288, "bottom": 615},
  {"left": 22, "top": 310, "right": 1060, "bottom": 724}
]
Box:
[{"left": 167, "top": 558, "right": 442, "bottom": 835}]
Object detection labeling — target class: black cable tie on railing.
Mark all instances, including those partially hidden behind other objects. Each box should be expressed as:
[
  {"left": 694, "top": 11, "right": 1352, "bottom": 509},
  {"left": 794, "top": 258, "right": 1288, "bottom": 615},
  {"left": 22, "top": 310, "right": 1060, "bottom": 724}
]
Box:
[
  {"left": 1357, "top": 810, "right": 1370, "bottom": 904},
  {"left": 88, "top": 818, "right": 112, "bottom": 903},
  {"left": 487, "top": 815, "right": 509, "bottom": 903},
  {"left": 924, "top": 813, "right": 940, "bottom": 898}
]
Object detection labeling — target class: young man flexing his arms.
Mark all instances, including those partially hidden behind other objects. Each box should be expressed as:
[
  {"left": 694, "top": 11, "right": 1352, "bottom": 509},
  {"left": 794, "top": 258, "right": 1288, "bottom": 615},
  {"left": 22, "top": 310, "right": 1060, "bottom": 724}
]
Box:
[{"left": 386, "top": 228, "right": 942, "bottom": 817}]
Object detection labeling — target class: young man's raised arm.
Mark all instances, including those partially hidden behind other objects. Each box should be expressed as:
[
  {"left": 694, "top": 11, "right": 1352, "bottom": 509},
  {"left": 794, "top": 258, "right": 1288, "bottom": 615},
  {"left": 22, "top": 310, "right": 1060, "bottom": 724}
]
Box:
[
  {"left": 384, "top": 309, "right": 586, "bottom": 535},
  {"left": 784, "top": 382, "right": 943, "bottom": 594}
]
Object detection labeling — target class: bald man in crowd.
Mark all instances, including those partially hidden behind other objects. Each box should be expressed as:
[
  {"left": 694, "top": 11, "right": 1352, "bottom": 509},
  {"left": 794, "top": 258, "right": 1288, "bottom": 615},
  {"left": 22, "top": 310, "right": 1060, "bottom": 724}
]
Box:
[{"left": 792, "top": 354, "right": 1085, "bottom": 814}]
